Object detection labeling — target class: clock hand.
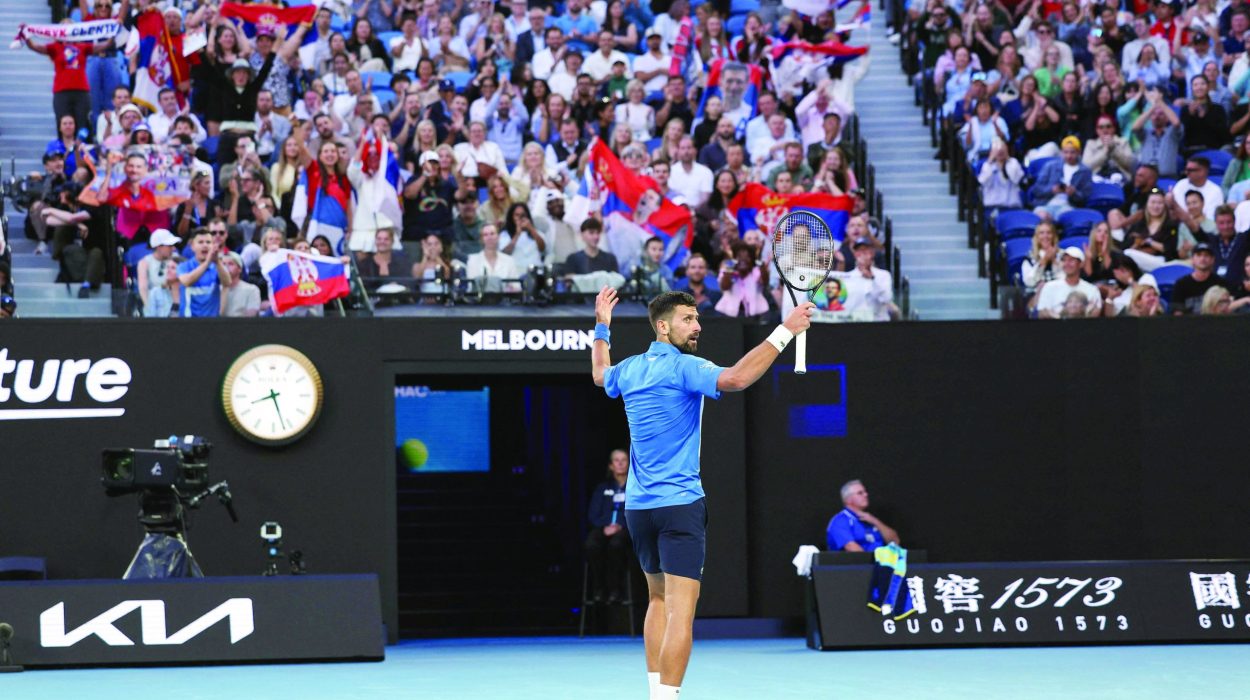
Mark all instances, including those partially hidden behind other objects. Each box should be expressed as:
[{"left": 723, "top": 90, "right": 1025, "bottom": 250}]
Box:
[
  {"left": 268, "top": 392, "right": 287, "bottom": 430},
  {"left": 251, "top": 389, "right": 278, "bottom": 405}
]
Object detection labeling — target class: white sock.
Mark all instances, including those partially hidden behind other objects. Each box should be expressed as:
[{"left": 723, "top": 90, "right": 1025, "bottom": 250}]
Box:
[
  {"left": 648, "top": 672, "right": 661, "bottom": 699},
  {"left": 656, "top": 684, "right": 681, "bottom": 699}
]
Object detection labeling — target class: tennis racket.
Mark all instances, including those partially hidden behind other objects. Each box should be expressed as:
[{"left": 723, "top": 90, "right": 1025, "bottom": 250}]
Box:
[{"left": 771, "top": 210, "right": 835, "bottom": 375}]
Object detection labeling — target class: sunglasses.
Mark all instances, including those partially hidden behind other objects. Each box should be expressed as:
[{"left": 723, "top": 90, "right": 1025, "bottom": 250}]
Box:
[{"left": 209, "top": 230, "right": 228, "bottom": 236}]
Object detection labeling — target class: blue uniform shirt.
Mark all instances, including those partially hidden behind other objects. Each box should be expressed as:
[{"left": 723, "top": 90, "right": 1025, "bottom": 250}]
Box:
[
  {"left": 827, "top": 508, "right": 885, "bottom": 552},
  {"left": 177, "top": 258, "right": 222, "bottom": 318},
  {"left": 603, "top": 341, "right": 724, "bottom": 510}
]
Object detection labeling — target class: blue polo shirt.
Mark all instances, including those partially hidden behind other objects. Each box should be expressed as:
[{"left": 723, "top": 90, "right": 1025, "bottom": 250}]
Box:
[
  {"left": 603, "top": 342, "right": 724, "bottom": 510},
  {"left": 827, "top": 508, "right": 885, "bottom": 552}
]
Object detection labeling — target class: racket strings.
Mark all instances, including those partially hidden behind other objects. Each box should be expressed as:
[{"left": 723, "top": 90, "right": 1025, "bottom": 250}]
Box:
[{"left": 773, "top": 211, "right": 834, "bottom": 292}]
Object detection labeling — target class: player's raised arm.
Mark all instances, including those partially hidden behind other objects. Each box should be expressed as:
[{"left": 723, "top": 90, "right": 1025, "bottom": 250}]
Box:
[
  {"left": 716, "top": 302, "right": 815, "bottom": 392},
  {"left": 591, "top": 286, "right": 619, "bottom": 387}
]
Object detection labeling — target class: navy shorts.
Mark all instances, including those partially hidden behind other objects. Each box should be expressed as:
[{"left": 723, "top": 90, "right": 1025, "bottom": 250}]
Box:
[{"left": 624, "top": 498, "right": 707, "bottom": 581}]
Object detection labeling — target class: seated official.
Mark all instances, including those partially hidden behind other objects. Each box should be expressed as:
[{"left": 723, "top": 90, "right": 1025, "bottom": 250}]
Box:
[
  {"left": 584, "top": 449, "right": 631, "bottom": 603},
  {"left": 826, "top": 479, "right": 899, "bottom": 553}
]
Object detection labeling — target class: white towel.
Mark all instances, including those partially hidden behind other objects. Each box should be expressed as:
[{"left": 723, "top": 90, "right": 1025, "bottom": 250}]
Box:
[{"left": 792, "top": 545, "right": 821, "bottom": 577}]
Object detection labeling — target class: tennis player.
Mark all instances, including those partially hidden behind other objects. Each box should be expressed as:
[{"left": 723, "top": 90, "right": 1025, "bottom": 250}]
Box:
[{"left": 591, "top": 287, "right": 814, "bottom": 700}]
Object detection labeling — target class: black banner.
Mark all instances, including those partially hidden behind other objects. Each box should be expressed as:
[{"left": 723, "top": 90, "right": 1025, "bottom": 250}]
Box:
[
  {"left": 0, "top": 575, "right": 384, "bottom": 667},
  {"left": 811, "top": 560, "right": 1250, "bottom": 649}
]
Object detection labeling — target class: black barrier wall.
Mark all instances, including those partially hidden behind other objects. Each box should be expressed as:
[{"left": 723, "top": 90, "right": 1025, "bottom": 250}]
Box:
[
  {"left": 3, "top": 318, "right": 1249, "bottom": 634},
  {"left": 744, "top": 318, "right": 1250, "bottom": 619}
]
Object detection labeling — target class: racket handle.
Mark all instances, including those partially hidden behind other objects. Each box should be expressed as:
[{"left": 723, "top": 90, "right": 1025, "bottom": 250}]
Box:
[{"left": 794, "top": 331, "right": 807, "bottom": 375}]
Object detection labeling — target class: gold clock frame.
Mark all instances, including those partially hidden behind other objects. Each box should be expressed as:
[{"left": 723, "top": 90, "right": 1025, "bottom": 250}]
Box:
[{"left": 221, "top": 344, "right": 325, "bottom": 446}]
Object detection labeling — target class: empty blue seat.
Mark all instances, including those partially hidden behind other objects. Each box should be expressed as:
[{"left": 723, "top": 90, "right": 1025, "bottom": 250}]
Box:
[
  {"left": 378, "top": 31, "right": 404, "bottom": 47},
  {"left": 445, "top": 71, "right": 473, "bottom": 93},
  {"left": 1157, "top": 177, "right": 1178, "bottom": 192},
  {"left": 1151, "top": 263, "right": 1193, "bottom": 303},
  {"left": 1027, "top": 156, "right": 1057, "bottom": 180},
  {"left": 996, "top": 209, "right": 1041, "bottom": 242},
  {"left": 1193, "top": 149, "right": 1232, "bottom": 176},
  {"left": 1058, "top": 235, "right": 1087, "bottom": 250},
  {"left": 360, "top": 71, "right": 393, "bottom": 91},
  {"left": 1002, "top": 238, "right": 1034, "bottom": 285},
  {"left": 730, "top": 0, "right": 756, "bottom": 15},
  {"left": 1057, "top": 208, "right": 1105, "bottom": 237},
  {"left": 726, "top": 13, "right": 748, "bottom": 36},
  {"left": 1086, "top": 182, "right": 1125, "bottom": 214}
]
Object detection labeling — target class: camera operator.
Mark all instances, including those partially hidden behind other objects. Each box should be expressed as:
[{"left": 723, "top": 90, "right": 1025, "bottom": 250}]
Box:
[
  {"left": 40, "top": 180, "right": 108, "bottom": 298},
  {"left": 28, "top": 151, "right": 69, "bottom": 256}
]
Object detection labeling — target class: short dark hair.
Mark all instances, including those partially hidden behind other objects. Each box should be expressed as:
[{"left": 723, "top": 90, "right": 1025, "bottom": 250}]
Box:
[
  {"left": 1215, "top": 204, "right": 1235, "bottom": 219},
  {"left": 190, "top": 226, "right": 213, "bottom": 240},
  {"left": 647, "top": 291, "right": 697, "bottom": 331},
  {"left": 1189, "top": 156, "right": 1211, "bottom": 171},
  {"left": 1185, "top": 189, "right": 1205, "bottom": 203},
  {"left": 645, "top": 235, "right": 665, "bottom": 248},
  {"left": 581, "top": 218, "right": 603, "bottom": 233}
]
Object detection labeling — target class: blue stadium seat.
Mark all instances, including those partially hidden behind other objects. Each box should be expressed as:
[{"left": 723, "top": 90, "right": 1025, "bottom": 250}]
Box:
[
  {"left": 1057, "top": 208, "right": 1105, "bottom": 237},
  {"left": 730, "top": 0, "right": 756, "bottom": 15},
  {"left": 646, "top": 136, "right": 662, "bottom": 152},
  {"left": 1157, "top": 177, "right": 1178, "bottom": 191},
  {"left": 1086, "top": 182, "right": 1125, "bottom": 215},
  {"left": 445, "top": 71, "right": 474, "bottom": 93},
  {"left": 995, "top": 209, "right": 1041, "bottom": 242},
  {"left": 330, "top": 14, "right": 350, "bottom": 33},
  {"left": 1058, "top": 235, "right": 1087, "bottom": 250},
  {"left": 1209, "top": 175, "right": 1222, "bottom": 187},
  {"left": 726, "top": 13, "right": 748, "bottom": 36},
  {"left": 361, "top": 71, "right": 393, "bottom": 91},
  {"left": 378, "top": 31, "right": 404, "bottom": 47},
  {"left": 1002, "top": 238, "right": 1034, "bottom": 284},
  {"left": 372, "top": 87, "right": 396, "bottom": 108},
  {"left": 1193, "top": 149, "right": 1232, "bottom": 176},
  {"left": 1151, "top": 264, "right": 1193, "bottom": 303},
  {"left": 1026, "top": 157, "right": 1057, "bottom": 181}
]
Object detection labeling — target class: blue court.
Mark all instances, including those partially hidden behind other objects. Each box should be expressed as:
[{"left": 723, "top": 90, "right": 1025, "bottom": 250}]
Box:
[{"left": 6, "top": 637, "right": 1249, "bottom": 699}]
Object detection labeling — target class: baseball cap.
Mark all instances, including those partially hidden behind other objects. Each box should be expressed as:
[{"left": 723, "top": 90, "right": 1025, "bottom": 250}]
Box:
[
  {"left": 1192, "top": 241, "right": 1214, "bottom": 255},
  {"left": 1061, "top": 245, "right": 1085, "bottom": 261},
  {"left": 852, "top": 236, "right": 875, "bottom": 249},
  {"left": 544, "top": 189, "right": 565, "bottom": 202},
  {"left": 419, "top": 150, "right": 439, "bottom": 165},
  {"left": 645, "top": 27, "right": 662, "bottom": 39},
  {"left": 150, "top": 228, "right": 180, "bottom": 247},
  {"left": 971, "top": 71, "right": 988, "bottom": 83},
  {"left": 118, "top": 103, "right": 142, "bottom": 118},
  {"left": 439, "top": 78, "right": 455, "bottom": 92},
  {"left": 132, "top": 122, "right": 151, "bottom": 133},
  {"left": 230, "top": 58, "right": 253, "bottom": 73}
]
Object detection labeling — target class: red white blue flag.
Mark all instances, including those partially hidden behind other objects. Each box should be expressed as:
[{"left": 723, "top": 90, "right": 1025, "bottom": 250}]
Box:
[
  {"left": 588, "top": 139, "right": 693, "bottom": 271},
  {"left": 262, "top": 248, "right": 350, "bottom": 314},
  {"left": 726, "top": 183, "right": 854, "bottom": 243}
]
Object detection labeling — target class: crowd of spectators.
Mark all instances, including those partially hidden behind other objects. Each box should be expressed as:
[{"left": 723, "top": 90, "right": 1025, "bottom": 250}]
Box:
[
  {"left": 906, "top": 0, "right": 1250, "bottom": 316},
  {"left": 16, "top": 0, "right": 892, "bottom": 319}
]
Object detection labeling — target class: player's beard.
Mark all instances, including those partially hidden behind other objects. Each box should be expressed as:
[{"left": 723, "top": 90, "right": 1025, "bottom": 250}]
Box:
[{"left": 674, "top": 332, "right": 699, "bottom": 354}]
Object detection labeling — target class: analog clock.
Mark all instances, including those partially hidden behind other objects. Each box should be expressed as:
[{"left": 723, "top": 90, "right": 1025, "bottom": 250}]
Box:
[{"left": 222, "top": 345, "right": 324, "bottom": 446}]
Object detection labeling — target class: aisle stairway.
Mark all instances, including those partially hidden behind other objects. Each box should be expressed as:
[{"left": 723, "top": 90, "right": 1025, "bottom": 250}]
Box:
[
  {"left": 0, "top": 0, "right": 113, "bottom": 317},
  {"left": 853, "top": 15, "right": 996, "bottom": 320}
]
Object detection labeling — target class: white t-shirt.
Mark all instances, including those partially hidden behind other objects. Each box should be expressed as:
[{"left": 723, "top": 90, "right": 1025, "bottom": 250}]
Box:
[
  {"left": 667, "top": 160, "right": 713, "bottom": 206},
  {"left": 632, "top": 51, "right": 671, "bottom": 94},
  {"left": 500, "top": 227, "right": 552, "bottom": 269},
  {"left": 1036, "top": 277, "right": 1101, "bottom": 316},
  {"left": 389, "top": 35, "right": 426, "bottom": 74},
  {"left": 583, "top": 49, "right": 631, "bottom": 82},
  {"left": 454, "top": 140, "right": 508, "bottom": 178},
  {"left": 466, "top": 250, "right": 521, "bottom": 282},
  {"left": 1172, "top": 178, "right": 1224, "bottom": 221}
]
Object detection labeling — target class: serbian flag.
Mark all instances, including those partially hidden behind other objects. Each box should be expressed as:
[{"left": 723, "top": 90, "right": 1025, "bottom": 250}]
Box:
[
  {"left": 262, "top": 248, "right": 350, "bottom": 314},
  {"left": 727, "top": 183, "right": 853, "bottom": 243},
  {"left": 769, "top": 39, "right": 868, "bottom": 99},
  {"left": 219, "top": 2, "right": 320, "bottom": 70},
  {"left": 291, "top": 167, "right": 353, "bottom": 255},
  {"left": 770, "top": 39, "right": 869, "bottom": 65},
  {"left": 124, "top": 8, "right": 192, "bottom": 110},
  {"left": 696, "top": 58, "right": 764, "bottom": 140},
  {"left": 588, "top": 139, "right": 693, "bottom": 272},
  {"left": 835, "top": 3, "right": 872, "bottom": 33}
]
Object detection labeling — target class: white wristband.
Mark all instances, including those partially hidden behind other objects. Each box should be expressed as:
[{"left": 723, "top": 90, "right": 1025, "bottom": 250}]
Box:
[{"left": 765, "top": 325, "right": 794, "bottom": 352}]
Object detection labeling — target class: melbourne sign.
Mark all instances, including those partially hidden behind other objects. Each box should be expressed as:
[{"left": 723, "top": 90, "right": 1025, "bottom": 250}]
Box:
[
  {"left": 461, "top": 329, "right": 595, "bottom": 351},
  {"left": 808, "top": 559, "right": 1250, "bottom": 649}
]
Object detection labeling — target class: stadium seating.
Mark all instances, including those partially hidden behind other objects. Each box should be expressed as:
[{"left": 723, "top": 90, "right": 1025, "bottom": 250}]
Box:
[
  {"left": 361, "top": 71, "right": 393, "bottom": 91},
  {"left": 1086, "top": 183, "right": 1125, "bottom": 215},
  {"left": 1026, "top": 157, "right": 1057, "bottom": 181},
  {"left": 1057, "top": 208, "right": 1104, "bottom": 238},
  {"left": 1002, "top": 238, "right": 1034, "bottom": 284},
  {"left": 1193, "top": 149, "right": 1232, "bottom": 176},
  {"left": 445, "top": 71, "right": 474, "bottom": 93},
  {"left": 1058, "top": 235, "right": 1086, "bottom": 250},
  {"left": 995, "top": 210, "right": 1040, "bottom": 242},
  {"left": 1151, "top": 264, "right": 1193, "bottom": 303}
]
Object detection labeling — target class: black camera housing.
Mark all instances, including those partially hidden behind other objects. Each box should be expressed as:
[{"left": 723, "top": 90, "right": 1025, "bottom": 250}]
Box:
[{"left": 102, "top": 436, "right": 211, "bottom": 497}]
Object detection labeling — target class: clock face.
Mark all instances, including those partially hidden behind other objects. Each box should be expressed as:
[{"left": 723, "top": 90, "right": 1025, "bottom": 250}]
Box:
[{"left": 222, "top": 345, "right": 324, "bottom": 445}]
